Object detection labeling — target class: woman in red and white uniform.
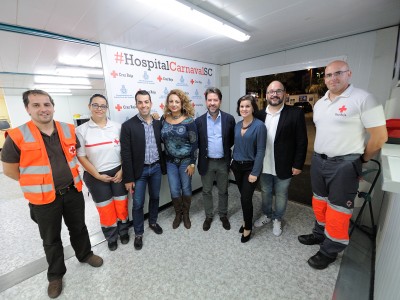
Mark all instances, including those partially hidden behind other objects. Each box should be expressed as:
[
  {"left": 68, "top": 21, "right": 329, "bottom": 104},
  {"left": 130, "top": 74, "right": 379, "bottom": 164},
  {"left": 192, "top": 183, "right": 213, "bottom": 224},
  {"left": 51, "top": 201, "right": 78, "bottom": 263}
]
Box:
[{"left": 76, "top": 94, "right": 130, "bottom": 251}]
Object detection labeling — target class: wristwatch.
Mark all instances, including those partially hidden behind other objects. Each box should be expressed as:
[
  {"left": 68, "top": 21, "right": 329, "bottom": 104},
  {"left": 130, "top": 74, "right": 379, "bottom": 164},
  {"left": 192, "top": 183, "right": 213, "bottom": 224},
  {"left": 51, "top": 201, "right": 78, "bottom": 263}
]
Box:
[{"left": 190, "top": 164, "right": 195, "bottom": 168}]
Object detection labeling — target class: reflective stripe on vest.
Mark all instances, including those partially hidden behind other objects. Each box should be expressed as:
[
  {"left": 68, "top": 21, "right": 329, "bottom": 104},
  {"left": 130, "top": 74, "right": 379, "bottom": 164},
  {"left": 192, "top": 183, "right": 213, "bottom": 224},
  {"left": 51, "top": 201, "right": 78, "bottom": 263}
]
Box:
[
  {"left": 20, "top": 165, "right": 51, "bottom": 175},
  {"left": 21, "top": 184, "right": 53, "bottom": 193},
  {"left": 8, "top": 121, "right": 82, "bottom": 205}
]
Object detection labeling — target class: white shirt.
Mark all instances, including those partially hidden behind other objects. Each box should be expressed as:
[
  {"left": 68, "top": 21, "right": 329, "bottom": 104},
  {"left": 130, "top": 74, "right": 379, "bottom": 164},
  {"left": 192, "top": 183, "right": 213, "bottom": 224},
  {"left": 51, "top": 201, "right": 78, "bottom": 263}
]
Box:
[
  {"left": 262, "top": 104, "right": 284, "bottom": 175},
  {"left": 313, "top": 85, "right": 386, "bottom": 157},
  {"left": 76, "top": 119, "right": 122, "bottom": 172}
]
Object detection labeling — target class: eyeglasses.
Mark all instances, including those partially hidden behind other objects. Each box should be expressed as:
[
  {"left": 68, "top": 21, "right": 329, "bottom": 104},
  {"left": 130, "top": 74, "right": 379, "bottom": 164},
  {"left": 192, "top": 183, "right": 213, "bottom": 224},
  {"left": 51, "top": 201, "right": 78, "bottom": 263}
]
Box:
[
  {"left": 267, "top": 89, "right": 284, "bottom": 95},
  {"left": 91, "top": 103, "right": 108, "bottom": 110},
  {"left": 324, "top": 70, "right": 349, "bottom": 79}
]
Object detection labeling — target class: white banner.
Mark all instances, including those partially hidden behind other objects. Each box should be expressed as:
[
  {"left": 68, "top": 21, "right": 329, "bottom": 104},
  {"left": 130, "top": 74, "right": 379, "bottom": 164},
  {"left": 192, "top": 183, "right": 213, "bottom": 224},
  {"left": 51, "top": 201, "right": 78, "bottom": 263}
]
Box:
[{"left": 100, "top": 44, "right": 217, "bottom": 123}]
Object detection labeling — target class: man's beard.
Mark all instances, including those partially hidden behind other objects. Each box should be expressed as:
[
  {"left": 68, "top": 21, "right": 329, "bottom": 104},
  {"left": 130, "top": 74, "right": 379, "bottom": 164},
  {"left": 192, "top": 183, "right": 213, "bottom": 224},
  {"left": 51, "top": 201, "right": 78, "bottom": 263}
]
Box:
[
  {"left": 268, "top": 97, "right": 283, "bottom": 106},
  {"left": 208, "top": 108, "right": 220, "bottom": 116}
]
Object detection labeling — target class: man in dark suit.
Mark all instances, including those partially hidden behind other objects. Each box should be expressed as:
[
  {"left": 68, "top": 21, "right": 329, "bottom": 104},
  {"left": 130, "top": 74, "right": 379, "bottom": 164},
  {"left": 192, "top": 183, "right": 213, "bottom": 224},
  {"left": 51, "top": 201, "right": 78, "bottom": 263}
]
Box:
[
  {"left": 196, "top": 87, "right": 236, "bottom": 231},
  {"left": 120, "top": 90, "right": 166, "bottom": 250},
  {"left": 254, "top": 81, "right": 308, "bottom": 236}
]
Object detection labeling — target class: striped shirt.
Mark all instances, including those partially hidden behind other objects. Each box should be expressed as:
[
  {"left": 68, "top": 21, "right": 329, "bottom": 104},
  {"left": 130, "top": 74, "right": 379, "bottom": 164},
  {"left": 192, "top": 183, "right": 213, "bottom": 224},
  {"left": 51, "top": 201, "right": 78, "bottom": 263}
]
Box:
[{"left": 137, "top": 114, "right": 159, "bottom": 164}]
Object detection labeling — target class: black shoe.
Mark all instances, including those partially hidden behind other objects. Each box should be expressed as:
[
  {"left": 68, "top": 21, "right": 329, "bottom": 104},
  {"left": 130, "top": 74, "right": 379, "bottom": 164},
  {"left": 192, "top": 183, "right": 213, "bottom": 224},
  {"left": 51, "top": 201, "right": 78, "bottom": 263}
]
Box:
[
  {"left": 220, "top": 216, "right": 231, "bottom": 230},
  {"left": 307, "top": 251, "right": 336, "bottom": 269},
  {"left": 298, "top": 234, "right": 323, "bottom": 245},
  {"left": 241, "top": 230, "right": 252, "bottom": 243},
  {"left": 108, "top": 241, "right": 118, "bottom": 251},
  {"left": 203, "top": 218, "right": 213, "bottom": 231},
  {"left": 149, "top": 223, "right": 163, "bottom": 234},
  {"left": 134, "top": 236, "right": 143, "bottom": 250},
  {"left": 239, "top": 225, "right": 244, "bottom": 233},
  {"left": 120, "top": 234, "right": 130, "bottom": 245}
]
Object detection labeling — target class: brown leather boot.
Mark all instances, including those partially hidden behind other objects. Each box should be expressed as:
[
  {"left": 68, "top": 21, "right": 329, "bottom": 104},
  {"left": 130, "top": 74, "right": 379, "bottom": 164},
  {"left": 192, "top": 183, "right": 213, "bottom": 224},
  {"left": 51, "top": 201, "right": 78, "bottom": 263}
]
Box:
[
  {"left": 182, "top": 195, "right": 192, "bottom": 229},
  {"left": 172, "top": 197, "right": 183, "bottom": 229}
]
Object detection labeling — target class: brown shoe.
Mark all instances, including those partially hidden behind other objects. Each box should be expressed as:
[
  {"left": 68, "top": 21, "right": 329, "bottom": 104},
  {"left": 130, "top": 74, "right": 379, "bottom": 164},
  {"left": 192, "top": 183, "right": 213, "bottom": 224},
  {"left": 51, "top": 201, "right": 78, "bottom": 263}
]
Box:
[
  {"left": 84, "top": 254, "right": 103, "bottom": 267},
  {"left": 48, "top": 278, "right": 62, "bottom": 298}
]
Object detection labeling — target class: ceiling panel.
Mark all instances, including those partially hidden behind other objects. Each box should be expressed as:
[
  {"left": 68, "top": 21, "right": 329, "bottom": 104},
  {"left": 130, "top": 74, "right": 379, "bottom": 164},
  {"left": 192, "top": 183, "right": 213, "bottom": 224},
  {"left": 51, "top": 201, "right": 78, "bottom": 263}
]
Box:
[{"left": 0, "top": 0, "right": 399, "bottom": 97}]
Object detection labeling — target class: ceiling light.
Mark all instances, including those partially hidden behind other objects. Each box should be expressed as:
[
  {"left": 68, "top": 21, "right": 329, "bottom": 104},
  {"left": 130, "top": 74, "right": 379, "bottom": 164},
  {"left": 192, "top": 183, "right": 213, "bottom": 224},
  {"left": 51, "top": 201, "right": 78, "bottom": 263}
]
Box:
[
  {"left": 34, "top": 75, "right": 91, "bottom": 85},
  {"left": 34, "top": 85, "right": 92, "bottom": 90},
  {"left": 56, "top": 66, "right": 104, "bottom": 77},
  {"left": 58, "top": 56, "right": 102, "bottom": 68},
  {"left": 38, "top": 88, "right": 72, "bottom": 93},
  {"left": 49, "top": 93, "right": 73, "bottom": 96},
  {"left": 139, "top": 0, "right": 250, "bottom": 42}
]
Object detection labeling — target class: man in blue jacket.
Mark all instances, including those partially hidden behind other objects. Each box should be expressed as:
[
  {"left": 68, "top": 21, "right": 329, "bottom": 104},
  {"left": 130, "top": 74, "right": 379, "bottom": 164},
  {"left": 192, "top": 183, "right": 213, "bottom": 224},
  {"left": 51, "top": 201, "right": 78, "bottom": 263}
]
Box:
[{"left": 195, "top": 87, "right": 236, "bottom": 231}]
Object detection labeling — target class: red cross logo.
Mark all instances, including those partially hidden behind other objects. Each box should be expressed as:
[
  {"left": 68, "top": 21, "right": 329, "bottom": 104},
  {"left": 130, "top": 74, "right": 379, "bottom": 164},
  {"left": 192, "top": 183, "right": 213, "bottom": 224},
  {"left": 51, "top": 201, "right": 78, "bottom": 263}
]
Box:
[
  {"left": 339, "top": 105, "right": 347, "bottom": 113},
  {"left": 115, "top": 104, "right": 123, "bottom": 111},
  {"left": 69, "top": 146, "right": 76, "bottom": 155},
  {"left": 157, "top": 75, "right": 162, "bottom": 82},
  {"left": 190, "top": 79, "right": 195, "bottom": 85},
  {"left": 111, "top": 70, "right": 118, "bottom": 78},
  {"left": 114, "top": 138, "right": 120, "bottom": 145},
  {"left": 160, "top": 103, "right": 164, "bottom": 110}
]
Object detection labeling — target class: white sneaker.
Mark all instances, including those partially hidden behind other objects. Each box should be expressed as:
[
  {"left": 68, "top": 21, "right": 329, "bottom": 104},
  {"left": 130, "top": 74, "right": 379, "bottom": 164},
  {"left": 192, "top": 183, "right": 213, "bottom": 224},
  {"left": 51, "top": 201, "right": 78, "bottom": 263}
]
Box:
[
  {"left": 272, "top": 219, "right": 282, "bottom": 236},
  {"left": 254, "top": 215, "right": 271, "bottom": 228}
]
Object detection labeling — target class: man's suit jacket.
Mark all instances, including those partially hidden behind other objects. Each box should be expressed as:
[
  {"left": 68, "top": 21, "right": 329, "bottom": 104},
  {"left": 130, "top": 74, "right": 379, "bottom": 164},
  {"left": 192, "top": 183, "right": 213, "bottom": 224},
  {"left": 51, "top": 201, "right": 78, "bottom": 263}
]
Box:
[
  {"left": 255, "top": 105, "right": 308, "bottom": 180},
  {"left": 195, "top": 110, "right": 236, "bottom": 176},
  {"left": 120, "top": 115, "right": 166, "bottom": 183}
]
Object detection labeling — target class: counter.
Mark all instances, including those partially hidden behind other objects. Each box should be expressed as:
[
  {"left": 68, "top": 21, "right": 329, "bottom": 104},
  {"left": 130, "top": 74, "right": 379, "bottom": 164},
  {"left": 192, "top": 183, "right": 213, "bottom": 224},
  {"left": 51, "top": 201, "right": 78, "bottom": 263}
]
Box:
[{"left": 381, "top": 143, "right": 400, "bottom": 193}]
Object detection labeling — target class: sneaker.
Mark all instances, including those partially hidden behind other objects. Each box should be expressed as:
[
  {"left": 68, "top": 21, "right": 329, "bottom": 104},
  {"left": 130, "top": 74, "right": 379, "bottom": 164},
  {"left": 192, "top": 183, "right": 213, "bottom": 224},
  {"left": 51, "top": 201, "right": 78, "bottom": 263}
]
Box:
[
  {"left": 84, "top": 254, "right": 103, "bottom": 267},
  {"left": 48, "top": 278, "right": 62, "bottom": 298},
  {"left": 272, "top": 219, "right": 282, "bottom": 236},
  {"left": 254, "top": 215, "right": 271, "bottom": 228}
]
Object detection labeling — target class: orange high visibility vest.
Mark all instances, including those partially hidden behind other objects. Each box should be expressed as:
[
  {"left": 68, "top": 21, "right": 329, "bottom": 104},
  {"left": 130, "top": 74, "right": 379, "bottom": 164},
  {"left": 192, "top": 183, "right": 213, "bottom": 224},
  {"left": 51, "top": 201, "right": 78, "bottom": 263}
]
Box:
[{"left": 7, "top": 121, "right": 83, "bottom": 205}]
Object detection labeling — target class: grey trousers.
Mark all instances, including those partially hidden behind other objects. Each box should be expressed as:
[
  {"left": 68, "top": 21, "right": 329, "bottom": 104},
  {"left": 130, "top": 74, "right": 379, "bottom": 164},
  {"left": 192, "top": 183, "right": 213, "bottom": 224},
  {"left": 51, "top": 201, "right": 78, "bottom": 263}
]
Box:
[{"left": 201, "top": 159, "right": 229, "bottom": 218}]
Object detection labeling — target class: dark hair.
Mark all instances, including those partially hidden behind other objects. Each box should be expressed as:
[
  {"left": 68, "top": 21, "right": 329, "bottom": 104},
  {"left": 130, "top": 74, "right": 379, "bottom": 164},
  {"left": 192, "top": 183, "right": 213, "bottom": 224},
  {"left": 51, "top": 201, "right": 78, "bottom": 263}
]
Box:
[
  {"left": 204, "top": 87, "right": 222, "bottom": 101},
  {"left": 22, "top": 90, "right": 54, "bottom": 108},
  {"left": 89, "top": 94, "right": 108, "bottom": 105},
  {"left": 135, "top": 90, "right": 152, "bottom": 103},
  {"left": 236, "top": 95, "right": 259, "bottom": 116}
]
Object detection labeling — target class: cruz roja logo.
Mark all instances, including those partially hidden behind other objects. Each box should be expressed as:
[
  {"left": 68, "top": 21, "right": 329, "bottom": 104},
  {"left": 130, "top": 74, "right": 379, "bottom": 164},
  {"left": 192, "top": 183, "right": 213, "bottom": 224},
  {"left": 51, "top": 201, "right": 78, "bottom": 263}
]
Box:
[{"left": 115, "top": 104, "right": 136, "bottom": 112}]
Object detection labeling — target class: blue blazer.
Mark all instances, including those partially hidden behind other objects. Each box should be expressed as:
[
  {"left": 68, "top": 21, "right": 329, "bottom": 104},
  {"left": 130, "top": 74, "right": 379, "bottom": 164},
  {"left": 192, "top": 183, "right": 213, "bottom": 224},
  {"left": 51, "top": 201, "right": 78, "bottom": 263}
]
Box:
[{"left": 195, "top": 111, "right": 236, "bottom": 176}]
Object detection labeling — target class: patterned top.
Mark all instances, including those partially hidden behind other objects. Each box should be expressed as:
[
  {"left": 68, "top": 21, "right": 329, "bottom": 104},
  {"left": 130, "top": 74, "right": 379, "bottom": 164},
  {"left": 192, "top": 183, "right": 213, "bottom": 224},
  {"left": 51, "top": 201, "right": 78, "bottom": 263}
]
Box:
[{"left": 161, "top": 117, "right": 198, "bottom": 165}]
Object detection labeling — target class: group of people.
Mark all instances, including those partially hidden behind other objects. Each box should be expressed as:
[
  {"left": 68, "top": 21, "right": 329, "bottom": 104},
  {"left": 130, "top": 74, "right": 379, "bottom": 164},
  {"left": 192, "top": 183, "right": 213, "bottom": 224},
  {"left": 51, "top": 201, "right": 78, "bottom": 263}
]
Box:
[{"left": 0, "top": 60, "right": 388, "bottom": 298}]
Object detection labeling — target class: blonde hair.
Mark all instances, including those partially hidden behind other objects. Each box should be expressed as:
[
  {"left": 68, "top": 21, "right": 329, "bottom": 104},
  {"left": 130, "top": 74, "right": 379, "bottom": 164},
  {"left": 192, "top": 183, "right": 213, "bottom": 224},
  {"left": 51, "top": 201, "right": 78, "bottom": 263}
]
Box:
[{"left": 163, "top": 89, "right": 194, "bottom": 118}]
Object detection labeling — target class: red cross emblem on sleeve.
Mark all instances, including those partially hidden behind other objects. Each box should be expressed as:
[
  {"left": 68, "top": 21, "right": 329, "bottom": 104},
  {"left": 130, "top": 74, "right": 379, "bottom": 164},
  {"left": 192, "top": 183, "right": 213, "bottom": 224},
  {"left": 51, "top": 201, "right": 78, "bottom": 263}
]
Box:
[{"left": 69, "top": 146, "right": 76, "bottom": 155}]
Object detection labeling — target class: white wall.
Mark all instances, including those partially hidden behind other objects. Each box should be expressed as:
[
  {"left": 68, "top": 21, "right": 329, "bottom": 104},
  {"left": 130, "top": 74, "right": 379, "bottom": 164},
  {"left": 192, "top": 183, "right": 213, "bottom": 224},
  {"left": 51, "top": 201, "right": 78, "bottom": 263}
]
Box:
[
  {"left": 227, "top": 26, "right": 398, "bottom": 117},
  {"left": 375, "top": 191, "right": 400, "bottom": 300}
]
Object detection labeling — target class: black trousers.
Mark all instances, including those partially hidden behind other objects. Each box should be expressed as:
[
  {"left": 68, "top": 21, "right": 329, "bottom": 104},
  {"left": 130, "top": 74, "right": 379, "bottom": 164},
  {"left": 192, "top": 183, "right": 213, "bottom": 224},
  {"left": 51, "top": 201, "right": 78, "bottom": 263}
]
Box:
[
  {"left": 29, "top": 188, "right": 93, "bottom": 281},
  {"left": 231, "top": 160, "right": 258, "bottom": 230}
]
